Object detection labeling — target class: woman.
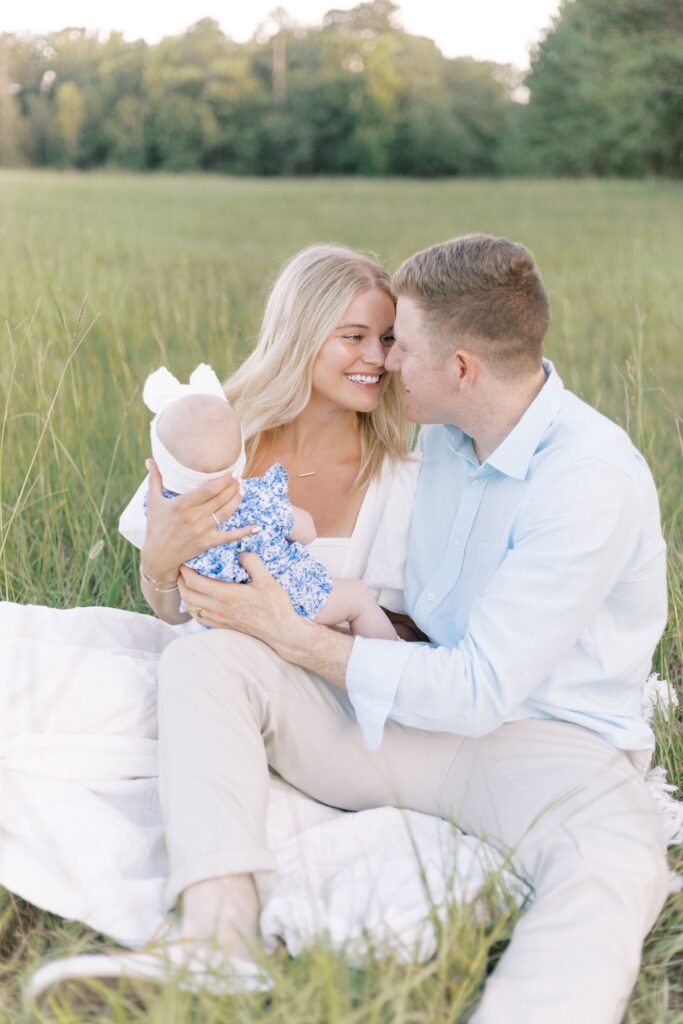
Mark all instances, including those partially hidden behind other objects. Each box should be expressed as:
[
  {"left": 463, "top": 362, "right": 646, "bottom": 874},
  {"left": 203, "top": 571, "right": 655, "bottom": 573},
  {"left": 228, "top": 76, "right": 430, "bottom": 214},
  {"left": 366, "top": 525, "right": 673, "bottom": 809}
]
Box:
[
  {"left": 137, "top": 242, "right": 418, "bottom": 631},
  {"left": 16, "top": 242, "right": 431, "bottom": 996},
  {"left": 141, "top": 242, "right": 422, "bottom": 956}
]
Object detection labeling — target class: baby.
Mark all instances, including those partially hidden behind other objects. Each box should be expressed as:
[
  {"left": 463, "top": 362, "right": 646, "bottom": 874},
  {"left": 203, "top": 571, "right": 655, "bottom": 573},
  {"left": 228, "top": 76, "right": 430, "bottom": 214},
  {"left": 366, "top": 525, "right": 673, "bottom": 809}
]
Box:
[{"left": 143, "top": 365, "right": 397, "bottom": 640}]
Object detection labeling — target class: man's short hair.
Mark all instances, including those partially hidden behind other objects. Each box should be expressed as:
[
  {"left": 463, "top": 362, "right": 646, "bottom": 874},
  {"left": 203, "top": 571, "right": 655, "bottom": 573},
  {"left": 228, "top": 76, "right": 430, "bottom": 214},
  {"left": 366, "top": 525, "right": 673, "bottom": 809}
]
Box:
[{"left": 392, "top": 234, "right": 550, "bottom": 377}]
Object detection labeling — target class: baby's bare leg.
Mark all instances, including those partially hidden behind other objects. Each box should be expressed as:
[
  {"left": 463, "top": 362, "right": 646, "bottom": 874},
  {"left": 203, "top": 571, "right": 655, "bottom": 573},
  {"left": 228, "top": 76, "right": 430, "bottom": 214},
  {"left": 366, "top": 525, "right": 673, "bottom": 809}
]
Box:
[{"left": 314, "top": 580, "right": 398, "bottom": 640}]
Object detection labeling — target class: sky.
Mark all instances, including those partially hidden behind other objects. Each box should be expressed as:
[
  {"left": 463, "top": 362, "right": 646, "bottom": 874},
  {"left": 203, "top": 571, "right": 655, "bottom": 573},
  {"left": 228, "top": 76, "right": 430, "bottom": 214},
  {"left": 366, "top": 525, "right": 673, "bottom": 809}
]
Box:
[{"left": 2, "top": 1, "right": 562, "bottom": 69}]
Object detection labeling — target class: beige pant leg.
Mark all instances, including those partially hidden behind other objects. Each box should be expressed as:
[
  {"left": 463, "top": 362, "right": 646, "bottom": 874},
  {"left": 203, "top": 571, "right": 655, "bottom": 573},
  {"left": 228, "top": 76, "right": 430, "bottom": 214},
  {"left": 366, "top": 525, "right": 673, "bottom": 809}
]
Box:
[
  {"left": 442, "top": 719, "right": 669, "bottom": 1024},
  {"left": 157, "top": 628, "right": 464, "bottom": 908},
  {"left": 157, "top": 631, "right": 668, "bottom": 1024}
]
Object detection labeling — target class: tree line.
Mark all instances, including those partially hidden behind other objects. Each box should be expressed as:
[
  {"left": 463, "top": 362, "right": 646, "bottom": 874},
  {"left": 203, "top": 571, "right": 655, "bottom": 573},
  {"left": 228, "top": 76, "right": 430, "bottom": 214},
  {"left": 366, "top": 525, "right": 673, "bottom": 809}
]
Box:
[{"left": 0, "top": 0, "right": 680, "bottom": 177}]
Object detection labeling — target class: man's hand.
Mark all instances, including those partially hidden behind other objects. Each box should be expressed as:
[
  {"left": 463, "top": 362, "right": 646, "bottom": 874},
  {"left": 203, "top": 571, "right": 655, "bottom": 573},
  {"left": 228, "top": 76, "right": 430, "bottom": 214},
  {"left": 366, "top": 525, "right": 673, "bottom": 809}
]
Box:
[
  {"left": 178, "top": 554, "right": 299, "bottom": 645},
  {"left": 178, "top": 552, "right": 354, "bottom": 687}
]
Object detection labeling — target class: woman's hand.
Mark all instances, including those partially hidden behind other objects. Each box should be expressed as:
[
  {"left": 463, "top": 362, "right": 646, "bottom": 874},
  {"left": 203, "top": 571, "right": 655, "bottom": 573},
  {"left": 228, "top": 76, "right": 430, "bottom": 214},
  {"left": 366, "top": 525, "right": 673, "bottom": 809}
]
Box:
[
  {"left": 140, "top": 458, "right": 256, "bottom": 582},
  {"left": 178, "top": 554, "right": 300, "bottom": 646}
]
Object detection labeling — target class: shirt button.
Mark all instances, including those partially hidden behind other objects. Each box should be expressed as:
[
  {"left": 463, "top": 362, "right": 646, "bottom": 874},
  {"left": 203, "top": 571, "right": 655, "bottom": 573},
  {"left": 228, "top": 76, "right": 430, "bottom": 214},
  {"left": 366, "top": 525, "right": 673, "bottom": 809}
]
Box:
[{"left": 427, "top": 592, "right": 436, "bottom": 602}]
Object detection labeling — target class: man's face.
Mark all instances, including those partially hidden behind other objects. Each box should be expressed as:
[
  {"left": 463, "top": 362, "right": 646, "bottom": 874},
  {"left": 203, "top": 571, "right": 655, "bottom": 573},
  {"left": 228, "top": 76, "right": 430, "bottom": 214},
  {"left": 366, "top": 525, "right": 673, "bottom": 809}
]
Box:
[{"left": 385, "top": 296, "right": 457, "bottom": 424}]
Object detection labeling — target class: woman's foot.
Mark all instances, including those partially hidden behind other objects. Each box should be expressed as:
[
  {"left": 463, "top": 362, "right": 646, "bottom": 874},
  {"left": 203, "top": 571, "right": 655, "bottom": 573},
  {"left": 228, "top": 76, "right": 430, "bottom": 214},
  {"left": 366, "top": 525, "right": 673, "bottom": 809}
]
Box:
[{"left": 181, "top": 874, "right": 261, "bottom": 961}]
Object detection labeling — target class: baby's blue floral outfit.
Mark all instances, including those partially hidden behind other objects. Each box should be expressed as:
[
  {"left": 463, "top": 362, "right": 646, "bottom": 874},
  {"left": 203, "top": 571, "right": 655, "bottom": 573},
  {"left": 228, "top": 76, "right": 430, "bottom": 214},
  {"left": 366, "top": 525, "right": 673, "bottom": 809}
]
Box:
[{"left": 144, "top": 464, "right": 333, "bottom": 624}]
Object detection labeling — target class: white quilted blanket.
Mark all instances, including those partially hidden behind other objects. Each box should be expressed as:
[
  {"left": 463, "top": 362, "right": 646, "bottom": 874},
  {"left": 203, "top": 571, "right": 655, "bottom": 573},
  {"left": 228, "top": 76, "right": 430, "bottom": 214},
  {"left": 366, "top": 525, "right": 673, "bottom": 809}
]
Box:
[{"left": 1, "top": 601, "right": 680, "bottom": 962}]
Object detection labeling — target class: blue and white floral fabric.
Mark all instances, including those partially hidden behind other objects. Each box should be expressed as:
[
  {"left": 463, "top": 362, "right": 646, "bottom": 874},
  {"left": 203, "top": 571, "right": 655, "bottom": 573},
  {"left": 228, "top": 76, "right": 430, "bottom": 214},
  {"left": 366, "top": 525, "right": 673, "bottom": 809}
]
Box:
[{"left": 144, "top": 463, "right": 333, "bottom": 621}]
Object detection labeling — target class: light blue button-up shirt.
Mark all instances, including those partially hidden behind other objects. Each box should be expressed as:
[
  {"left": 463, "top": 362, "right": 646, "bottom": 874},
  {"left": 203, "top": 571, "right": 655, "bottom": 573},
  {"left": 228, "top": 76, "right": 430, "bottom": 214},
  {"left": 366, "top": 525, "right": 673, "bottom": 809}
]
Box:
[{"left": 346, "top": 361, "right": 667, "bottom": 752}]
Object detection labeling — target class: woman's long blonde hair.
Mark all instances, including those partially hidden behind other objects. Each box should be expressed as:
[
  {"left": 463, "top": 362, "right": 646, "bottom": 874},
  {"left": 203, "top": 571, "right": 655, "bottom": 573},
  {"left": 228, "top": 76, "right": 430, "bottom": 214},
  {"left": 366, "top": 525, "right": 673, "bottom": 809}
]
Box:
[{"left": 224, "top": 243, "right": 411, "bottom": 490}]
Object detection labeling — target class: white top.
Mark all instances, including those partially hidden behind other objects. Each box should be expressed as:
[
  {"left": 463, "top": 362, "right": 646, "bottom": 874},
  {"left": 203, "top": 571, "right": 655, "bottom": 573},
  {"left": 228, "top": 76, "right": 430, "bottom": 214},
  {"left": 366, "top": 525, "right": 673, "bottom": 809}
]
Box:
[
  {"left": 308, "top": 538, "right": 349, "bottom": 579},
  {"left": 119, "top": 454, "right": 423, "bottom": 614},
  {"left": 313, "top": 453, "right": 423, "bottom": 612}
]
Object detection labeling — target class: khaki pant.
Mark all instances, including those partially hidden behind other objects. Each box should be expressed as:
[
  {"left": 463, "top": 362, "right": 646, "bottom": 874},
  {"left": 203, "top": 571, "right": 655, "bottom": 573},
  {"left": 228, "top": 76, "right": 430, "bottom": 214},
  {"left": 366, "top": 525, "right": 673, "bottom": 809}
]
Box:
[{"left": 157, "top": 629, "right": 669, "bottom": 1024}]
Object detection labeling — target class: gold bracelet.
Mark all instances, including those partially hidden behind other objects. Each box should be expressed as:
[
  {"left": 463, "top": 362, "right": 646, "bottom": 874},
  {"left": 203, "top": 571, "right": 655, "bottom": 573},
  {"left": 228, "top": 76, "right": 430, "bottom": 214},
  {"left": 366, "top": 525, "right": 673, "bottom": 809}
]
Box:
[{"left": 139, "top": 562, "right": 180, "bottom": 593}]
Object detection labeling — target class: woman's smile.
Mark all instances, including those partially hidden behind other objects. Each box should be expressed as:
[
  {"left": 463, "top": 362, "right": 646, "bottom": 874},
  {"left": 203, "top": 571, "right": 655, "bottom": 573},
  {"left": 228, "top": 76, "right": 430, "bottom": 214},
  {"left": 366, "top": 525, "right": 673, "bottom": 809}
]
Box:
[{"left": 345, "top": 372, "right": 384, "bottom": 387}]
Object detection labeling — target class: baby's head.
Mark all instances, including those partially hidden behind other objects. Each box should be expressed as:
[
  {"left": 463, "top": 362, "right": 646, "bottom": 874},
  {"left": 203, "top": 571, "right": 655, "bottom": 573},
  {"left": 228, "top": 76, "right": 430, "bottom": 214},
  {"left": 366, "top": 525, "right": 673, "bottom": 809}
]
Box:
[{"left": 156, "top": 394, "right": 242, "bottom": 475}]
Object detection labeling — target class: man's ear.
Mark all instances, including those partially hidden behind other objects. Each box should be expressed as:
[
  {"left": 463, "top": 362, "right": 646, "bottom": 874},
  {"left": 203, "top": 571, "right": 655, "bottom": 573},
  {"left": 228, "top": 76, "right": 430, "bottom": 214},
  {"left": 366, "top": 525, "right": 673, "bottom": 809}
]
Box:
[{"left": 451, "top": 348, "right": 480, "bottom": 389}]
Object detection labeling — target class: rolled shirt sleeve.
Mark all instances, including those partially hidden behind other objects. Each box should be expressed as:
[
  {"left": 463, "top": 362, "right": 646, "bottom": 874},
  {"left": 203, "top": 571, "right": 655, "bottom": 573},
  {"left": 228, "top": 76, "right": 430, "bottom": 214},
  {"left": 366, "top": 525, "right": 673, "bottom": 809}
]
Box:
[
  {"left": 346, "top": 458, "right": 648, "bottom": 750},
  {"left": 346, "top": 636, "right": 417, "bottom": 750}
]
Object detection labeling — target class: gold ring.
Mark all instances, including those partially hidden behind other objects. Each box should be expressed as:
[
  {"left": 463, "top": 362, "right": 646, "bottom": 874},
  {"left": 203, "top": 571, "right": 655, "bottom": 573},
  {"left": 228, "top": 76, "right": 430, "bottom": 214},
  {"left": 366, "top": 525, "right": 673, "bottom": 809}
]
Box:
[
  {"left": 196, "top": 607, "right": 204, "bottom": 619},
  {"left": 211, "top": 511, "right": 221, "bottom": 527}
]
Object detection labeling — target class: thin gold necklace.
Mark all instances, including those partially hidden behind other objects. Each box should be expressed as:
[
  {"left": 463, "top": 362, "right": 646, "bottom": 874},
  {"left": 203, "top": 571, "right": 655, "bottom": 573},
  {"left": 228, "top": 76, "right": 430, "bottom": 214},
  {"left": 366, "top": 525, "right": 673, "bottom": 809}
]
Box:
[{"left": 285, "top": 432, "right": 317, "bottom": 478}]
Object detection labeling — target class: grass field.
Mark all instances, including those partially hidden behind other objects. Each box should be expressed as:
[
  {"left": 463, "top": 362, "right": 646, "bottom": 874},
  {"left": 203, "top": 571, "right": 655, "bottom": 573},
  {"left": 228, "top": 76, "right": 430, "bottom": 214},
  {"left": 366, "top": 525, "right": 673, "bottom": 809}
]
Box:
[{"left": 0, "top": 170, "right": 682, "bottom": 1021}]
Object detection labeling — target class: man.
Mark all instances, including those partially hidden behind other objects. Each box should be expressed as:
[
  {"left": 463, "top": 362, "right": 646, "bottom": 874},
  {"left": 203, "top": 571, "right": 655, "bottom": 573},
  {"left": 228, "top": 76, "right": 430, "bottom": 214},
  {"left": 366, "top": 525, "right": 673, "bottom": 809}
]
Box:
[
  {"left": 33, "top": 235, "right": 670, "bottom": 1020},
  {"left": 169, "top": 234, "right": 669, "bottom": 1022}
]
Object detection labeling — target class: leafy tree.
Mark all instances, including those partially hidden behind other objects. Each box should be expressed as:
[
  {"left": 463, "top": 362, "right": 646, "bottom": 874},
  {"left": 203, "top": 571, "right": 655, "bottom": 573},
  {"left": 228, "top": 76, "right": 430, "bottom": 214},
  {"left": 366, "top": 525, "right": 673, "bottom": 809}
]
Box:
[
  {"left": 21, "top": 95, "right": 59, "bottom": 166},
  {"left": 0, "top": 38, "right": 23, "bottom": 164},
  {"left": 517, "top": 0, "right": 683, "bottom": 176},
  {"left": 105, "top": 95, "right": 148, "bottom": 168},
  {"left": 1, "top": 0, "right": 677, "bottom": 177},
  {"left": 389, "top": 36, "right": 513, "bottom": 176},
  {"left": 55, "top": 80, "right": 86, "bottom": 165}
]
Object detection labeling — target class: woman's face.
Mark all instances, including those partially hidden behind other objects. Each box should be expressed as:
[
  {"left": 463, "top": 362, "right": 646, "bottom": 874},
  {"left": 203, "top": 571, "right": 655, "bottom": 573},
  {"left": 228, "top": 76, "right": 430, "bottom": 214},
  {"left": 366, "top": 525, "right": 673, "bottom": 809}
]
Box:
[{"left": 310, "top": 288, "right": 396, "bottom": 414}]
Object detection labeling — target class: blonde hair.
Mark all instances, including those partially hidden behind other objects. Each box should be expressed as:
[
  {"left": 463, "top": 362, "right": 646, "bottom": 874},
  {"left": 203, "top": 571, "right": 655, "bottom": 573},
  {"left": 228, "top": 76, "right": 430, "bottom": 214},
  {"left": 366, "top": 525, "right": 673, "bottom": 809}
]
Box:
[
  {"left": 392, "top": 234, "right": 549, "bottom": 378},
  {"left": 224, "top": 243, "right": 411, "bottom": 490}
]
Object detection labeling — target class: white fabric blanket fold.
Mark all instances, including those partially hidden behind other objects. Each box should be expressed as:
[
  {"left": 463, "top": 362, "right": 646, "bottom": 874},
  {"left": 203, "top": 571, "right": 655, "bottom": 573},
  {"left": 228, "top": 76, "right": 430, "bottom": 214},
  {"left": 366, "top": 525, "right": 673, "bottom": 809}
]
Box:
[{"left": 1, "top": 601, "right": 680, "bottom": 961}]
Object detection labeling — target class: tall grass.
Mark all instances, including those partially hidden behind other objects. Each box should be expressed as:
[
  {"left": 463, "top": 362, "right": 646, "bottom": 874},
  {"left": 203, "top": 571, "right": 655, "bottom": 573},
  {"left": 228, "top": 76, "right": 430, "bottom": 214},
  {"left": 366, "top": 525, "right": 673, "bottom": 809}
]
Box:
[{"left": 0, "top": 170, "right": 681, "bottom": 1021}]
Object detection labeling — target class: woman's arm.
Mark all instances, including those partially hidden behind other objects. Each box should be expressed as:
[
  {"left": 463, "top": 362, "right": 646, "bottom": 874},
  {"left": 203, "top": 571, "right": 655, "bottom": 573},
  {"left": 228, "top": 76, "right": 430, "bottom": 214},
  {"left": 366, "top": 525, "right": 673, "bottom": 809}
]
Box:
[
  {"left": 139, "top": 567, "right": 190, "bottom": 625},
  {"left": 140, "top": 458, "right": 257, "bottom": 624}
]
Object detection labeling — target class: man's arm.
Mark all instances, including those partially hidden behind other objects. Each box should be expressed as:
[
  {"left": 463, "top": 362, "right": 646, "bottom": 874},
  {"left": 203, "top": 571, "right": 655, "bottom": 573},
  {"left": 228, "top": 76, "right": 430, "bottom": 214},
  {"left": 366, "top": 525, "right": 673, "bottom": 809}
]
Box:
[
  {"left": 344, "top": 458, "right": 646, "bottom": 748},
  {"left": 177, "top": 458, "right": 648, "bottom": 750},
  {"left": 278, "top": 614, "right": 353, "bottom": 685},
  {"left": 177, "top": 554, "right": 353, "bottom": 686}
]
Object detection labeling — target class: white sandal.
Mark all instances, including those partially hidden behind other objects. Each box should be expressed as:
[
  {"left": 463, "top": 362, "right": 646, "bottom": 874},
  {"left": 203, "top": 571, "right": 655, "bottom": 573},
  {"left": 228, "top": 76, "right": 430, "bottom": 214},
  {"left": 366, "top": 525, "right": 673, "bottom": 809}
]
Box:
[{"left": 26, "top": 943, "right": 273, "bottom": 1005}]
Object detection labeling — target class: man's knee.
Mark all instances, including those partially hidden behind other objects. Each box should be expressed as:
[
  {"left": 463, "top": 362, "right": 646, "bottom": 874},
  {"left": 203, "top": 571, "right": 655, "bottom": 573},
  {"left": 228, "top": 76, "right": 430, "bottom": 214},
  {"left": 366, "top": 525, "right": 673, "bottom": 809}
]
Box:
[{"left": 531, "top": 822, "right": 670, "bottom": 937}]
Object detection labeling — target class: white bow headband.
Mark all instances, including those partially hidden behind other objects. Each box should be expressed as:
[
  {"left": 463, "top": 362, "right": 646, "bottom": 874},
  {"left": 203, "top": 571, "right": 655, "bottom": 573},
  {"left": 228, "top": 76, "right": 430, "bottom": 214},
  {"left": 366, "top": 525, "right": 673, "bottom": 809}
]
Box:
[{"left": 143, "top": 363, "right": 246, "bottom": 494}]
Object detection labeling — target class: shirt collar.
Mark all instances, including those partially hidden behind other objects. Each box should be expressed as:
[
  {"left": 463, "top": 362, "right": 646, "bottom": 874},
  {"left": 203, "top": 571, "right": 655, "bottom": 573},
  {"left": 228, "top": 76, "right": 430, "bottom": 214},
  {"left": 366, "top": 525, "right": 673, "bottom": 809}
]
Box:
[{"left": 446, "top": 359, "right": 564, "bottom": 480}]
